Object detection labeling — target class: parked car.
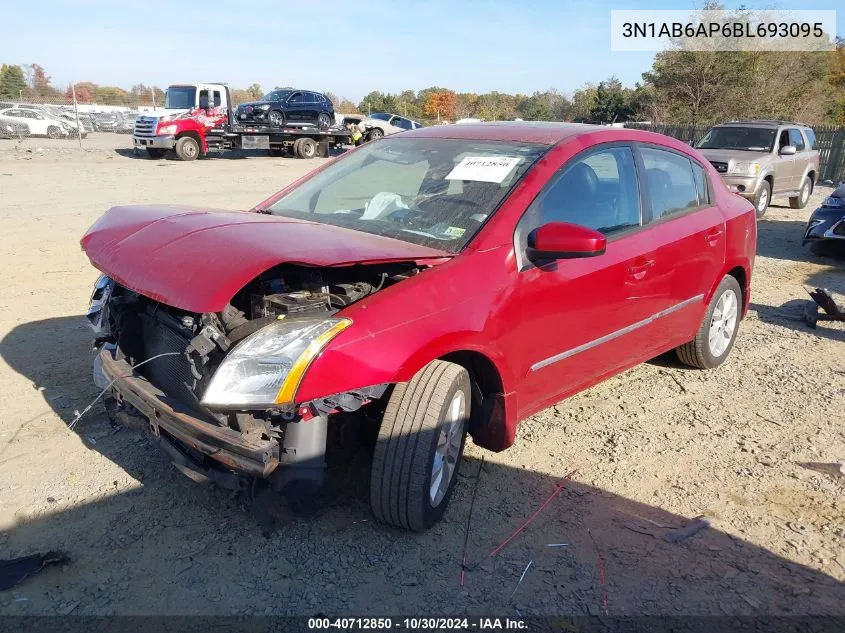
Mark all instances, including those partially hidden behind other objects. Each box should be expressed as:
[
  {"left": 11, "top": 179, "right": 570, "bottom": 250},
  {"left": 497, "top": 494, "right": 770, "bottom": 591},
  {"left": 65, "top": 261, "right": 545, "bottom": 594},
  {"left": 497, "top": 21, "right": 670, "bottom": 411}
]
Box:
[
  {"left": 80, "top": 123, "right": 756, "bottom": 531},
  {"left": 93, "top": 112, "right": 121, "bottom": 132},
  {"left": 0, "top": 117, "right": 29, "bottom": 138},
  {"left": 803, "top": 182, "right": 845, "bottom": 258},
  {"left": 0, "top": 108, "right": 67, "bottom": 138},
  {"left": 353, "top": 112, "right": 424, "bottom": 139},
  {"left": 236, "top": 89, "right": 334, "bottom": 129},
  {"left": 696, "top": 120, "right": 820, "bottom": 217},
  {"left": 114, "top": 112, "right": 135, "bottom": 134}
]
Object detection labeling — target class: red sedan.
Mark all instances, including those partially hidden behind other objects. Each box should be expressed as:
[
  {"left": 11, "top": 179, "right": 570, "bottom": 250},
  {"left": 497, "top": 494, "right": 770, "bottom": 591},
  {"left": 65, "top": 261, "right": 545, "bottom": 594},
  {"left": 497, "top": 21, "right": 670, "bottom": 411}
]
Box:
[{"left": 82, "top": 122, "right": 756, "bottom": 530}]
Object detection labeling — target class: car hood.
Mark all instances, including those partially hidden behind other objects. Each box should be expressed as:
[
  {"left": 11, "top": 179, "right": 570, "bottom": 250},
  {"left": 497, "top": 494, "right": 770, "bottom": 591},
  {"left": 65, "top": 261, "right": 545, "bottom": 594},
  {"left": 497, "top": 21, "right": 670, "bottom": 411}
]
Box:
[
  {"left": 698, "top": 148, "right": 773, "bottom": 164},
  {"left": 237, "top": 101, "right": 273, "bottom": 109},
  {"left": 80, "top": 205, "right": 451, "bottom": 313}
]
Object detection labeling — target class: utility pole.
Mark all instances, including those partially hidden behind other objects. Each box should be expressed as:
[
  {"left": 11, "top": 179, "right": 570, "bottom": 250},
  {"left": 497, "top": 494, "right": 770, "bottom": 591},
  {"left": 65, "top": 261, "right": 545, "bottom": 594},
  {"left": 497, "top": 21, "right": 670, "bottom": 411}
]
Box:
[
  {"left": 151, "top": 87, "right": 157, "bottom": 109},
  {"left": 71, "top": 81, "right": 83, "bottom": 149}
]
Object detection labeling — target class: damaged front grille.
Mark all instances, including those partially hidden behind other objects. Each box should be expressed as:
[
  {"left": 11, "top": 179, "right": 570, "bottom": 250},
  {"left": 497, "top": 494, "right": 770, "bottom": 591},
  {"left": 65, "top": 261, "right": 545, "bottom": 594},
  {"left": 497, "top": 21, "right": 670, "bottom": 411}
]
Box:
[{"left": 137, "top": 311, "right": 205, "bottom": 412}]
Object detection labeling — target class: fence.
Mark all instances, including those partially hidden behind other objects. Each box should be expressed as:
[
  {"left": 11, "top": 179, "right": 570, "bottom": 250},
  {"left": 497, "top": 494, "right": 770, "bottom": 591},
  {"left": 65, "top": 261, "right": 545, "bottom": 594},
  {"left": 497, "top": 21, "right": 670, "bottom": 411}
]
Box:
[{"left": 626, "top": 123, "right": 845, "bottom": 185}]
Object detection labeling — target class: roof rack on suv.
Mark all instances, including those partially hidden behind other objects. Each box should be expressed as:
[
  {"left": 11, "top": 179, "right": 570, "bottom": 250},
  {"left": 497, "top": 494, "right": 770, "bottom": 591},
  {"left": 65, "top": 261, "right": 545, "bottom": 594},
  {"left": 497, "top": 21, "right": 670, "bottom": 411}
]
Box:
[{"left": 725, "top": 119, "right": 809, "bottom": 127}]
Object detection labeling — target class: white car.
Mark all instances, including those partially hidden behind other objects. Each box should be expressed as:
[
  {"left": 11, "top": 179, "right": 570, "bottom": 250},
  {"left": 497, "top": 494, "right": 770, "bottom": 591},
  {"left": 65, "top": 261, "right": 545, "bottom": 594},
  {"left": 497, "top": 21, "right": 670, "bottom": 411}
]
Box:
[
  {"left": 0, "top": 108, "right": 68, "bottom": 138},
  {"left": 348, "top": 112, "right": 425, "bottom": 139}
]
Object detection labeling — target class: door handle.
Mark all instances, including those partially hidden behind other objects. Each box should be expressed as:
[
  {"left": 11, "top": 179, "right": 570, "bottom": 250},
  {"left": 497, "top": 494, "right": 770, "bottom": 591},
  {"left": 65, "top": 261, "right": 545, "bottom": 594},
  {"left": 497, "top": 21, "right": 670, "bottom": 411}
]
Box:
[
  {"left": 627, "top": 259, "right": 655, "bottom": 280},
  {"left": 704, "top": 228, "right": 724, "bottom": 245}
]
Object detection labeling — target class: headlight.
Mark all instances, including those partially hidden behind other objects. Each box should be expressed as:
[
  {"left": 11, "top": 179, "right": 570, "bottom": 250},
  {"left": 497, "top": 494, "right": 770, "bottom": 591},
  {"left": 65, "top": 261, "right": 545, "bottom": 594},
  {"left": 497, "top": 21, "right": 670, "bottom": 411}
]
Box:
[
  {"left": 822, "top": 196, "right": 844, "bottom": 208},
  {"left": 157, "top": 124, "right": 177, "bottom": 135},
  {"left": 87, "top": 274, "right": 114, "bottom": 334},
  {"left": 257, "top": 104, "right": 271, "bottom": 111},
  {"left": 201, "top": 317, "right": 352, "bottom": 408},
  {"left": 730, "top": 162, "right": 760, "bottom": 176}
]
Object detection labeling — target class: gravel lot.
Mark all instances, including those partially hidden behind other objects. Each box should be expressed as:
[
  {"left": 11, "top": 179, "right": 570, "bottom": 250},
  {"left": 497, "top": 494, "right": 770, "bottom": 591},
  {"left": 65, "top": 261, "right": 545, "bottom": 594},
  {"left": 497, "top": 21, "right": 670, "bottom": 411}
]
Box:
[{"left": 0, "top": 133, "right": 843, "bottom": 617}]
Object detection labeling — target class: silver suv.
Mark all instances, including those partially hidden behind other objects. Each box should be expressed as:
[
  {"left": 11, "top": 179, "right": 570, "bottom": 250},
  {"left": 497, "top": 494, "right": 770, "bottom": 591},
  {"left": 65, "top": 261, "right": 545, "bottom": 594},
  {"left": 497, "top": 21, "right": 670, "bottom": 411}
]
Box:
[{"left": 696, "top": 121, "right": 820, "bottom": 217}]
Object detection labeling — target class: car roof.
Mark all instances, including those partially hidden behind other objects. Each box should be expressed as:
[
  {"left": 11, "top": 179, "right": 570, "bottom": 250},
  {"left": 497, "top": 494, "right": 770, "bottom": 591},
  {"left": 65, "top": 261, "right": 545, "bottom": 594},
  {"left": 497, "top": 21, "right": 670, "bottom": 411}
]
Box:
[{"left": 400, "top": 121, "right": 610, "bottom": 145}]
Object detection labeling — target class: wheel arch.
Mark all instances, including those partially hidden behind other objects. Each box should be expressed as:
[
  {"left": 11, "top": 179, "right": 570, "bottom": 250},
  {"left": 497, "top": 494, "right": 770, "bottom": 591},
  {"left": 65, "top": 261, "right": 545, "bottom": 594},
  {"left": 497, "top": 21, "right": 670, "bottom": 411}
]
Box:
[{"left": 176, "top": 129, "right": 204, "bottom": 153}]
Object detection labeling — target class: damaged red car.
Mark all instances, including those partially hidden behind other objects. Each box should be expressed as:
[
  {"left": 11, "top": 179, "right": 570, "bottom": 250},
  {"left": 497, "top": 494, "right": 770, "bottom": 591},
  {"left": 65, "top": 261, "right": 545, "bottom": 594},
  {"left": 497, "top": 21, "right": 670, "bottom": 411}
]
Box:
[{"left": 81, "top": 123, "right": 756, "bottom": 531}]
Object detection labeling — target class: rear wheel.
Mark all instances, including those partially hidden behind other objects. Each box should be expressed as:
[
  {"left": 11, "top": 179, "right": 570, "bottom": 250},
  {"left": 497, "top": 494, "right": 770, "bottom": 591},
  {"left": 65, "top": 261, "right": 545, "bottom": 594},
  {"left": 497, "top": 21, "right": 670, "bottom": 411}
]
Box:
[
  {"left": 676, "top": 275, "right": 742, "bottom": 369},
  {"left": 146, "top": 148, "right": 167, "bottom": 159},
  {"left": 174, "top": 136, "right": 200, "bottom": 161},
  {"left": 296, "top": 137, "right": 317, "bottom": 159},
  {"left": 46, "top": 125, "right": 61, "bottom": 139},
  {"left": 789, "top": 176, "right": 812, "bottom": 209},
  {"left": 370, "top": 360, "right": 470, "bottom": 531},
  {"left": 754, "top": 181, "right": 771, "bottom": 218}
]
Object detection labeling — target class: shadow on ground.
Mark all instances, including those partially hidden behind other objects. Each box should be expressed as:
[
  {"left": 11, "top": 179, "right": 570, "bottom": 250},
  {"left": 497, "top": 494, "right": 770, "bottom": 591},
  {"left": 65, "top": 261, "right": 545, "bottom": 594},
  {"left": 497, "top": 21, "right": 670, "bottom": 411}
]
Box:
[
  {"left": 1, "top": 315, "right": 843, "bottom": 617},
  {"left": 113, "top": 147, "right": 349, "bottom": 162}
]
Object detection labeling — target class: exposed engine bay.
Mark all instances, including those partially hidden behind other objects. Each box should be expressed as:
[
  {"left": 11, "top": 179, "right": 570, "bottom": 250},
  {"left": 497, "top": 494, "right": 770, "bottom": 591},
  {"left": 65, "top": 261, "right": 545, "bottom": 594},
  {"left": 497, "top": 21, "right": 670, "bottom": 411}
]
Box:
[{"left": 97, "top": 262, "right": 422, "bottom": 436}]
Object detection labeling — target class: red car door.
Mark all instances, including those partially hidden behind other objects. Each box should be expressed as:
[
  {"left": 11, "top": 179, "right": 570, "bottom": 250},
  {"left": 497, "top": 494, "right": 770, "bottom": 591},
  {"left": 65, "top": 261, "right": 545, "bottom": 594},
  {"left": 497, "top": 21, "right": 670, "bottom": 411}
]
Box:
[
  {"left": 508, "top": 144, "right": 668, "bottom": 419},
  {"left": 634, "top": 146, "right": 726, "bottom": 354}
]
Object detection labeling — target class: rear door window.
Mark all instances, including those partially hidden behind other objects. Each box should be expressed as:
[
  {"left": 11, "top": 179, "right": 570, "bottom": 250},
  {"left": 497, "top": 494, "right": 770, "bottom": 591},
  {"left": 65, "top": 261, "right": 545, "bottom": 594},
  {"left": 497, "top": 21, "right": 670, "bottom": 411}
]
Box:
[
  {"left": 804, "top": 128, "right": 817, "bottom": 150},
  {"left": 788, "top": 128, "right": 805, "bottom": 151},
  {"left": 640, "top": 147, "right": 700, "bottom": 220},
  {"left": 691, "top": 161, "right": 710, "bottom": 205}
]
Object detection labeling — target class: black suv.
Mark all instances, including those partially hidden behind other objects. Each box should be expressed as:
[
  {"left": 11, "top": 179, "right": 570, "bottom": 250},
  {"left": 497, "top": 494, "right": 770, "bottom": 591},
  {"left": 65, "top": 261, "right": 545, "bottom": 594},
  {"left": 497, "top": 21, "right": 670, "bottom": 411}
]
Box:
[{"left": 236, "top": 89, "right": 334, "bottom": 129}]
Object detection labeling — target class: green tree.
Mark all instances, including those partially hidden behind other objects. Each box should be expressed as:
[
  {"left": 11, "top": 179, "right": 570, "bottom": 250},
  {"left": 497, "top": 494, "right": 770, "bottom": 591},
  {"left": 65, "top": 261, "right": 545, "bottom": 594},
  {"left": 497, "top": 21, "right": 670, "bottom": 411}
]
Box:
[
  {"left": 589, "top": 76, "right": 633, "bottom": 123},
  {"left": 0, "top": 64, "right": 27, "bottom": 99},
  {"left": 247, "top": 83, "right": 263, "bottom": 99}
]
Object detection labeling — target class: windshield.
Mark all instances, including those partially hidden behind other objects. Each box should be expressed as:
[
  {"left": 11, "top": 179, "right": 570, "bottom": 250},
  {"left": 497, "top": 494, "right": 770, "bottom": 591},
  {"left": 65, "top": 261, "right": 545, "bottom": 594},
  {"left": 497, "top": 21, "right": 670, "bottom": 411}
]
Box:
[
  {"left": 696, "top": 126, "right": 775, "bottom": 152},
  {"left": 263, "top": 90, "right": 292, "bottom": 102},
  {"left": 264, "top": 137, "right": 547, "bottom": 252},
  {"left": 368, "top": 113, "right": 392, "bottom": 121},
  {"left": 164, "top": 87, "right": 197, "bottom": 109}
]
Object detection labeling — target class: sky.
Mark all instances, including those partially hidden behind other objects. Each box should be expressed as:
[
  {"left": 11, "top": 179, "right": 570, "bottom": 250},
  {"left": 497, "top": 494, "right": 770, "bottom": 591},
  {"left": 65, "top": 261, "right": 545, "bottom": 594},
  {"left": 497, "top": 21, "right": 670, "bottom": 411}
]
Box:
[{"left": 3, "top": 0, "right": 842, "bottom": 102}]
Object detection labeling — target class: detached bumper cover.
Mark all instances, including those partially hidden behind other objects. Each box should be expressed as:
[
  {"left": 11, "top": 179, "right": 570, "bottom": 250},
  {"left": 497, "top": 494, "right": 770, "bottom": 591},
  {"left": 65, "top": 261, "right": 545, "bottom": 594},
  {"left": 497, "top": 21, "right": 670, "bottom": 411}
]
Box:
[
  {"left": 133, "top": 135, "right": 176, "bottom": 149},
  {"left": 98, "top": 348, "right": 279, "bottom": 478}
]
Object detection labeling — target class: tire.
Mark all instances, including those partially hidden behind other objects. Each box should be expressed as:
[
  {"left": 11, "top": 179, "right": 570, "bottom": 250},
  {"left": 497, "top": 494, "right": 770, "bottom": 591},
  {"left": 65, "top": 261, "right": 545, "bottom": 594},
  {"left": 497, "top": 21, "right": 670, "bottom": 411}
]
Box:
[
  {"left": 368, "top": 127, "right": 384, "bottom": 141},
  {"left": 789, "top": 176, "right": 812, "bottom": 209},
  {"left": 268, "top": 110, "right": 285, "bottom": 128},
  {"left": 317, "top": 112, "right": 332, "bottom": 129},
  {"left": 753, "top": 180, "right": 770, "bottom": 218},
  {"left": 676, "top": 275, "right": 742, "bottom": 369},
  {"left": 46, "top": 126, "right": 61, "bottom": 139},
  {"left": 145, "top": 148, "right": 167, "bottom": 159},
  {"left": 174, "top": 136, "right": 200, "bottom": 161},
  {"left": 370, "top": 360, "right": 470, "bottom": 531},
  {"left": 296, "top": 137, "right": 317, "bottom": 159}
]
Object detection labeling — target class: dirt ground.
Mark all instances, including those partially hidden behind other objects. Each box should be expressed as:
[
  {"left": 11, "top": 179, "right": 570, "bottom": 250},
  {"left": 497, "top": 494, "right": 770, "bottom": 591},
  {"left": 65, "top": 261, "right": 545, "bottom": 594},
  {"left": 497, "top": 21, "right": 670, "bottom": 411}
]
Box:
[{"left": 0, "top": 133, "right": 843, "bottom": 618}]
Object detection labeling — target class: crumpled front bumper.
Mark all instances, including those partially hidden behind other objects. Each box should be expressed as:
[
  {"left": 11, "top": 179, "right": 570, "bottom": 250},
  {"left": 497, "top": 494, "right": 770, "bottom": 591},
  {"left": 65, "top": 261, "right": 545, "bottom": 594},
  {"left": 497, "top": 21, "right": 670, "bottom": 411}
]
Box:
[{"left": 96, "top": 347, "right": 279, "bottom": 478}]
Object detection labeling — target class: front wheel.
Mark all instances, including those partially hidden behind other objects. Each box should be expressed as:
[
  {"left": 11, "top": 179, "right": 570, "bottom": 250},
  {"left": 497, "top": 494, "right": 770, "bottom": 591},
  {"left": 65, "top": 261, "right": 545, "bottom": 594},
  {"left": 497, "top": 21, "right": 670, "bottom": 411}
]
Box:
[
  {"left": 174, "top": 136, "right": 200, "bottom": 161},
  {"left": 46, "top": 125, "right": 62, "bottom": 139},
  {"left": 370, "top": 360, "right": 470, "bottom": 531},
  {"left": 753, "top": 181, "right": 770, "bottom": 218},
  {"left": 368, "top": 127, "right": 384, "bottom": 141},
  {"left": 268, "top": 110, "right": 285, "bottom": 127},
  {"left": 676, "top": 275, "right": 742, "bottom": 369},
  {"left": 789, "top": 176, "right": 812, "bottom": 209}
]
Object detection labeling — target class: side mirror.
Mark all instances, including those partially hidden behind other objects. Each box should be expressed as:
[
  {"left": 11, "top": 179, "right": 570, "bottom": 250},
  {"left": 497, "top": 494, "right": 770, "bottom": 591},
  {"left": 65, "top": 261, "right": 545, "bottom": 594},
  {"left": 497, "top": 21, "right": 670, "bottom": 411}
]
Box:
[
  {"left": 780, "top": 145, "right": 797, "bottom": 156},
  {"left": 526, "top": 222, "right": 606, "bottom": 263}
]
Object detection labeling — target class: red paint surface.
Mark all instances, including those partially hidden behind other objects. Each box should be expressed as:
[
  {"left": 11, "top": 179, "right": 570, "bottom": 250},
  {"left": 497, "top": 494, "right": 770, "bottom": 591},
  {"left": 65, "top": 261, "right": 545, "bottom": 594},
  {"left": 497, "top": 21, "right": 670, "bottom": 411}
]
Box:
[
  {"left": 82, "top": 124, "right": 757, "bottom": 451},
  {"left": 80, "top": 205, "right": 450, "bottom": 313}
]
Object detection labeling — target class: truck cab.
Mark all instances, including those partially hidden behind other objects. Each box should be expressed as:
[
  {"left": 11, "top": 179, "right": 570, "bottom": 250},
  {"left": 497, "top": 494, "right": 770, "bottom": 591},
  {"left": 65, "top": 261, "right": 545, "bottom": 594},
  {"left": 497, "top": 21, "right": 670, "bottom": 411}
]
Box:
[{"left": 133, "top": 83, "right": 231, "bottom": 161}]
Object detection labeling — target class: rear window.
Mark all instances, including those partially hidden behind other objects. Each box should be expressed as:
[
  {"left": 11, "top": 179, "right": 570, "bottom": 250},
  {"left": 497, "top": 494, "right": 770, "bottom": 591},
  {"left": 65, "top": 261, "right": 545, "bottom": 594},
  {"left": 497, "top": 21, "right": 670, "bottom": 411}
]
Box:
[
  {"left": 803, "top": 128, "right": 817, "bottom": 150},
  {"left": 641, "top": 147, "right": 700, "bottom": 220}
]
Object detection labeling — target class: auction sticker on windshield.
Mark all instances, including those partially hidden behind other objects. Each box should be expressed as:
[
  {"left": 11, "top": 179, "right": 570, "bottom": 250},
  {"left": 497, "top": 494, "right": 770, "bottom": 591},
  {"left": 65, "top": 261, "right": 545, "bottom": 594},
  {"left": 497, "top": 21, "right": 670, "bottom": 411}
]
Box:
[{"left": 446, "top": 156, "right": 521, "bottom": 183}]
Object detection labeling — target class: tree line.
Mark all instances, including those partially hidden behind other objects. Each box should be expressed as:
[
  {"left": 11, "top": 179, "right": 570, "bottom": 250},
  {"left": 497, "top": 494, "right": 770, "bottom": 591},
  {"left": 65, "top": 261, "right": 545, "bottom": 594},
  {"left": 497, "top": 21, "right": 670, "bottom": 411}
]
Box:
[{"left": 1, "top": 36, "right": 842, "bottom": 124}]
